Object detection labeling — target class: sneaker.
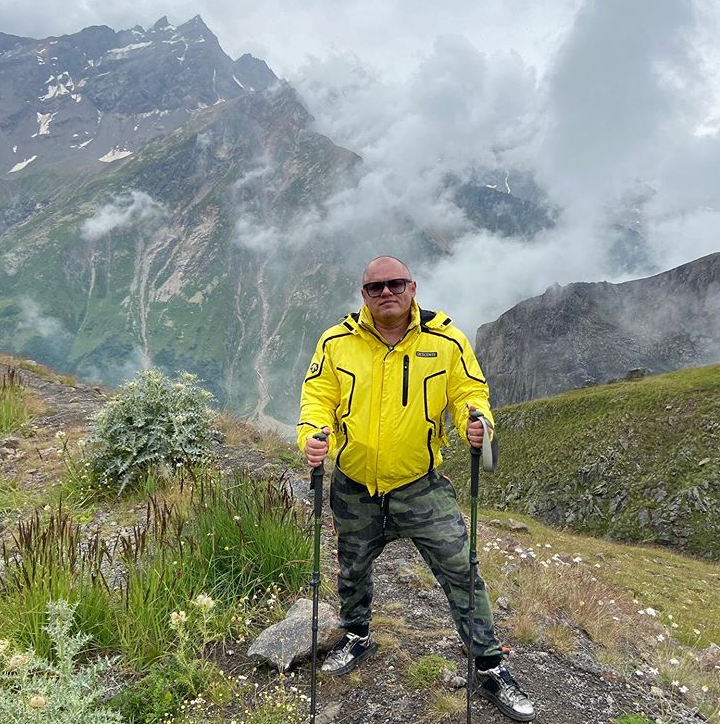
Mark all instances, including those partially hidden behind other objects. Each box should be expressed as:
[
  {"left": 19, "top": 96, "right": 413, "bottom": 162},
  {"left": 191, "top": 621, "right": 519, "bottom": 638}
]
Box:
[
  {"left": 321, "top": 632, "right": 377, "bottom": 675},
  {"left": 475, "top": 663, "right": 536, "bottom": 721}
]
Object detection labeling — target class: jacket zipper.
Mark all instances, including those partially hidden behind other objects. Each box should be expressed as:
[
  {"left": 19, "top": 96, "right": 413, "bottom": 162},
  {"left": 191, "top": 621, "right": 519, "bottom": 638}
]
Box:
[{"left": 402, "top": 355, "right": 409, "bottom": 407}]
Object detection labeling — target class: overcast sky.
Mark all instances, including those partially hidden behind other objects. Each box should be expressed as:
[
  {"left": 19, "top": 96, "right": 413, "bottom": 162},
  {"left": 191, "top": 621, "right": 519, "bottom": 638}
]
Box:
[{"left": 2, "top": 0, "right": 720, "bottom": 334}]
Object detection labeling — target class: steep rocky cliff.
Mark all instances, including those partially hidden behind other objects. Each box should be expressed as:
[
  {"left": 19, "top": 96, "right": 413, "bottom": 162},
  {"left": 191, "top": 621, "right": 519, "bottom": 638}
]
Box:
[{"left": 476, "top": 252, "right": 720, "bottom": 407}]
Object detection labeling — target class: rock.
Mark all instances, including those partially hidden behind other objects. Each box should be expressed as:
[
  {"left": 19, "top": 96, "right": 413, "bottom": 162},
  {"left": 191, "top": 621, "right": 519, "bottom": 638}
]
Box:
[
  {"left": 496, "top": 596, "right": 510, "bottom": 611},
  {"left": 0, "top": 437, "right": 21, "bottom": 449},
  {"left": 316, "top": 702, "right": 342, "bottom": 723},
  {"left": 507, "top": 519, "right": 530, "bottom": 532},
  {"left": 247, "top": 598, "right": 343, "bottom": 672},
  {"left": 487, "top": 519, "right": 503, "bottom": 528},
  {"left": 698, "top": 642, "right": 720, "bottom": 671}
]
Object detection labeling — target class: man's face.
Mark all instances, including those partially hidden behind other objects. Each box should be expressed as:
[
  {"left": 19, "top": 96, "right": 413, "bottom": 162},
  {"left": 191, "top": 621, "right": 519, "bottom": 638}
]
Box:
[{"left": 361, "top": 258, "right": 416, "bottom": 326}]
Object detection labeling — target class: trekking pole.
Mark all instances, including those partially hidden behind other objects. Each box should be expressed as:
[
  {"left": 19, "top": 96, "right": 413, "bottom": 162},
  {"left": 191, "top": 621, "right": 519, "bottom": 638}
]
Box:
[
  {"left": 467, "top": 411, "right": 495, "bottom": 724},
  {"left": 309, "top": 432, "right": 327, "bottom": 724}
]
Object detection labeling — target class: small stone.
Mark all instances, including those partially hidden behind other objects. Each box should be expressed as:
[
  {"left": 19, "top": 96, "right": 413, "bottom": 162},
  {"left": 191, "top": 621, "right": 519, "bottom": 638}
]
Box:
[
  {"left": 316, "top": 703, "right": 342, "bottom": 724},
  {"left": 698, "top": 643, "right": 720, "bottom": 671},
  {"left": 496, "top": 596, "right": 510, "bottom": 611},
  {"left": 487, "top": 519, "right": 503, "bottom": 528},
  {"left": 1, "top": 437, "right": 21, "bottom": 449},
  {"left": 699, "top": 458, "right": 711, "bottom": 466},
  {"left": 507, "top": 519, "right": 530, "bottom": 532},
  {"left": 447, "top": 674, "right": 466, "bottom": 689}
]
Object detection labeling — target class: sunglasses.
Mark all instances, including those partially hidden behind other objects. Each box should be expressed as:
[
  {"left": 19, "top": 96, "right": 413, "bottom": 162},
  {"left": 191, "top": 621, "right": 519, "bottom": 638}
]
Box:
[{"left": 362, "top": 278, "right": 413, "bottom": 297}]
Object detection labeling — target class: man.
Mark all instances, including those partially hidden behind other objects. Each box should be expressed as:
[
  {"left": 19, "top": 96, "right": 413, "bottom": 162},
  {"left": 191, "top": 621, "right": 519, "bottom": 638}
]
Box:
[{"left": 297, "top": 256, "right": 535, "bottom": 722}]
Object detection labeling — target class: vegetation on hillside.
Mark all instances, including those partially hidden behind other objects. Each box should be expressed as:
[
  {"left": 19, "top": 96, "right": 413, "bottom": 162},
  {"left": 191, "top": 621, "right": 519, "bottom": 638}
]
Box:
[{"left": 444, "top": 364, "right": 720, "bottom": 559}]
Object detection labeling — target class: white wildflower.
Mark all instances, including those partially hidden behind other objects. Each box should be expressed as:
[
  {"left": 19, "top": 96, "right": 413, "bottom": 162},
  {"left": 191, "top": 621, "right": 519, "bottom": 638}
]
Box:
[
  {"left": 170, "top": 610, "right": 188, "bottom": 628},
  {"left": 194, "top": 593, "right": 215, "bottom": 611}
]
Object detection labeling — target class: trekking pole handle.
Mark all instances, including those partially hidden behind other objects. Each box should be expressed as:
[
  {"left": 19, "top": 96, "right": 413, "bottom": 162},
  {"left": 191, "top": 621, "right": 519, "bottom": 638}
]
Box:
[
  {"left": 310, "top": 432, "right": 327, "bottom": 516},
  {"left": 468, "top": 410, "right": 494, "bottom": 473}
]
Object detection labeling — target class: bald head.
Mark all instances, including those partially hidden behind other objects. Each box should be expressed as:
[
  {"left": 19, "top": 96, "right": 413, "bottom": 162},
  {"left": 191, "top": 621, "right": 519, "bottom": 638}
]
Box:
[{"left": 362, "top": 256, "right": 412, "bottom": 284}]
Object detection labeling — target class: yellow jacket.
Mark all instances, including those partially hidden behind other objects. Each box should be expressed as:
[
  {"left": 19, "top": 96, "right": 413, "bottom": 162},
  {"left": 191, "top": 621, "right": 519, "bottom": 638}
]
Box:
[{"left": 297, "top": 300, "right": 494, "bottom": 495}]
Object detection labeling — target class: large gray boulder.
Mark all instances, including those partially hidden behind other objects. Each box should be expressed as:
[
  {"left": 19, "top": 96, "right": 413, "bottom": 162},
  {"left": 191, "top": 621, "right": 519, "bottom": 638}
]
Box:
[{"left": 247, "top": 598, "right": 343, "bottom": 672}]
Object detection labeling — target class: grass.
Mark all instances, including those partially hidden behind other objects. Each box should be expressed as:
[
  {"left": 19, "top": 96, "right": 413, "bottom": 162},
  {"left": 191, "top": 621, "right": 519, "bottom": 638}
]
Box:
[
  {"left": 0, "top": 353, "right": 81, "bottom": 387},
  {"left": 611, "top": 716, "right": 655, "bottom": 724},
  {"left": 467, "top": 510, "right": 720, "bottom": 719},
  {"left": 406, "top": 654, "right": 455, "bottom": 689},
  {"left": 471, "top": 508, "right": 720, "bottom": 650},
  {"left": 0, "top": 367, "right": 28, "bottom": 434},
  {"left": 216, "top": 413, "right": 303, "bottom": 469},
  {"left": 0, "top": 469, "right": 313, "bottom": 668},
  {"left": 426, "top": 692, "right": 464, "bottom": 722}
]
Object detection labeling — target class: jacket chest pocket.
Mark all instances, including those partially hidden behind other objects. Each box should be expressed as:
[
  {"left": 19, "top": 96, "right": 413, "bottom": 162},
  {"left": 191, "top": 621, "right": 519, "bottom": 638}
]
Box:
[{"left": 422, "top": 370, "right": 447, "bottom": 428}]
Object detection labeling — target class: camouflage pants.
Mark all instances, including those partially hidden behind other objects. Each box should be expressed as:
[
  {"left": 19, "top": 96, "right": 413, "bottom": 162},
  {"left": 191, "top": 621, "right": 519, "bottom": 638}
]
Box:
[{"left": 330, "top": 467, "right": 502, "bottom": 659}]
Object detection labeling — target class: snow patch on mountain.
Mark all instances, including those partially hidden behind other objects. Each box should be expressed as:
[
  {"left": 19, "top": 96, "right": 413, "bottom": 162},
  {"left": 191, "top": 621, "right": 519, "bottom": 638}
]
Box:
[
  {"left": 99, "top": 148, "right": 133, "bottom": 163},
  {"left": 8, "top": 156, "right": 37, "bottom": 173},
  {"left": 106, "top": 42, "right": 153, "bottom": 59},
  {"left": 35, "top": 112, "right": 56, "bottom": 136}
]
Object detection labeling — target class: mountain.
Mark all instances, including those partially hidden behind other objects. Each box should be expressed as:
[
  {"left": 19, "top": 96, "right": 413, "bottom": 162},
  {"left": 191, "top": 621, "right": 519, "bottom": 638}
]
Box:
[
  {"left": 475, "top": 252, "right": 720, "bottom": 408},
  {"left": 0, "top": 17, "right": 363, "bottom": 425}
]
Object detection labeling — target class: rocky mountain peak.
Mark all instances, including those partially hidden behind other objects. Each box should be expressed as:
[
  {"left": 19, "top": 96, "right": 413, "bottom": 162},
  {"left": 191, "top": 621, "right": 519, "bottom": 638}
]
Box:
[
  {"left": 476, "top": 252, "right": 720, "bottom": 407},
  {"left": 152, "top": 16, "right": 171, "bottom": 30},
  {"left": 0, "top": 16, "right": 273, "bottom": 184}
]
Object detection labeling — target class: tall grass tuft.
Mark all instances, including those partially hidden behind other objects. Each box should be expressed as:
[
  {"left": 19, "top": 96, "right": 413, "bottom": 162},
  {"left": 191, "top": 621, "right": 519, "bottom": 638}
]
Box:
[
  {"left": 0, "top": 366, "right": 27, "bottom": 434},
  {"left": 0, "top": 504, "right": 116, "bottom": 658},
  {"left": 190, "top": 469, "right": 312, "bottom": 597},
  {"left": 0, "top": 468, "right": 313, "bottom": 668}
]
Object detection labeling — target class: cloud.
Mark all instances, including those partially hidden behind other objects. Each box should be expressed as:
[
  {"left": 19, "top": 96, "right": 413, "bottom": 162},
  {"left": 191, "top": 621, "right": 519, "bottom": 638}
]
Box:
[
  {"left": 4, "top": 0, "right": 719, "bottom": 334},
  {"left": 17, "top": 297, "right": 72, "bottom": 339},
  {"left": 537, "top": 0, "right": 702, "bottom": 207},
  {"left": 80, "top": 190, "right": 165, "bottom": 241},
  {"left": 79, "top": 344, "right": 152, "bottom": 386}
]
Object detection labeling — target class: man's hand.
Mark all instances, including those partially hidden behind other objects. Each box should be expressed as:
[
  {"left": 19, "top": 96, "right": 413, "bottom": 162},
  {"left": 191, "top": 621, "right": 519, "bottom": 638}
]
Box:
[
  {"left": 467, "top": 406, "right": 492, "bottom": 449},
  {"left": 305, "top": 426, "right": 331, "bottom": 467}
]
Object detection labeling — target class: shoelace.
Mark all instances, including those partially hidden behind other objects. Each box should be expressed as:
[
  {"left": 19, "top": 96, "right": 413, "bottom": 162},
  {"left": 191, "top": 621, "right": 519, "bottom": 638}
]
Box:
[
  {"left": 336, "top": 633, "right": 363, "bottom": 653},
  {"left": 496, "top": 666, "right": 527, "bottom": 698}
]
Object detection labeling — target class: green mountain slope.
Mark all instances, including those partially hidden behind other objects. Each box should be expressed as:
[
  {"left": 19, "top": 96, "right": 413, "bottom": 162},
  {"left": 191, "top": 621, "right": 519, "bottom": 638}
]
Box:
[
  {"left": 444, "top": 364, "right": 720, "bottom": 559},
  {"left": 0, "top": 91, "right": 360, "bottom": 423}
]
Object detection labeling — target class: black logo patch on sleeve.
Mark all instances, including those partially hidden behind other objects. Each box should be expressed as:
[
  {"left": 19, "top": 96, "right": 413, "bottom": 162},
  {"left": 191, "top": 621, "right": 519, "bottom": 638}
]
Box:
[{"left": 416, "top": 351, "right": 438, "bottom": 358}]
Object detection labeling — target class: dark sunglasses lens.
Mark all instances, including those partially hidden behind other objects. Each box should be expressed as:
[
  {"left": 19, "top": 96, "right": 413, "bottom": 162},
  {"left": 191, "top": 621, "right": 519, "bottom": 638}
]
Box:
[
  {"left": 386, "top": 279, "right": 407, "bottom": 294},
  {"left": 365, "top": 282, "right": 386, "bottom": 296}
]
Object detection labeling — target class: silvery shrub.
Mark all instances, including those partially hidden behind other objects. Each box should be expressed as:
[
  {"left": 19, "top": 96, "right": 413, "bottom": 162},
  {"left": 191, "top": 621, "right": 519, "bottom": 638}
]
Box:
[
  {"left": 90, "top": 369, "right": 215, "bottom": 492},
  {"left": 0, "top": 600, "right": 123, "bottom": 723}
]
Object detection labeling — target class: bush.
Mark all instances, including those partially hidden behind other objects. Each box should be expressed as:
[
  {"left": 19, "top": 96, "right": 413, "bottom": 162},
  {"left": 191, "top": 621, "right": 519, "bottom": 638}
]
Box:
[
  {"left": 90, "top": 369, "right": 215, "bottom": 492},
  {"left": 0, "top": 599, "right": 123, "bottom": 723}
]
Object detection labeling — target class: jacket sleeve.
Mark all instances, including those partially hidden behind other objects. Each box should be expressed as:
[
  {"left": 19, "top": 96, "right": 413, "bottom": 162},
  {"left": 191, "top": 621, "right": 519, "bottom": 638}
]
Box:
[
  {"left": 297, "top": 332, "right": 340, "bottom": 455},
  {"left": 446, "top": 328, "right": 495, "bottom": 445}
]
